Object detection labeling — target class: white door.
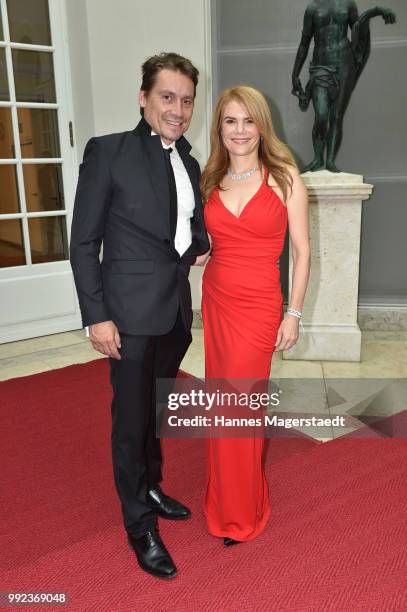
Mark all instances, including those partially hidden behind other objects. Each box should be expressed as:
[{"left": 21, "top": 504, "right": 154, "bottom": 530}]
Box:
[{"left": 0, "top": 0, "right": 80, "bottom": 343}]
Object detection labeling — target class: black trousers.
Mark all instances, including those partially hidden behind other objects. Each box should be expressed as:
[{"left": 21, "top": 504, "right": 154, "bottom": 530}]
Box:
[{"left": 109, "top": 308, "right": 192, "bottom": 537}]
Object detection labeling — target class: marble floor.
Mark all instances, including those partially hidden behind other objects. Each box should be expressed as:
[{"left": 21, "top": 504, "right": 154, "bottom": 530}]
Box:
[{"left": 1, "top": 329, "right": 406, "bottom": 441}]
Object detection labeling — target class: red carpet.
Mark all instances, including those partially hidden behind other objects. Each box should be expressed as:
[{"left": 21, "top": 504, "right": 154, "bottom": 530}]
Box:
[{"left": 1, "top": 359, "right": 406, "bottom": 611}]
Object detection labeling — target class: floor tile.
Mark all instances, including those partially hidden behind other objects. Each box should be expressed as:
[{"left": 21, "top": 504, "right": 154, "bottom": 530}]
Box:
[
  {"left": 270, "top": 358, "right": 324, "bottom": 378},
  {"left": 180, "top": 332, "right": 205, "bottom": 379},
  {"left": 0, "top": 361, "right": 52, "bottom": 381},
  {"left": 0, "top": 331, "right": 85, "bottom": 359},
  {"left": 41, "top": 344, "right": 106, "bottom": 369}
]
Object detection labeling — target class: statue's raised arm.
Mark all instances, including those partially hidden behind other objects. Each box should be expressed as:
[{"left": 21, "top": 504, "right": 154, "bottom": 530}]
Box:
[{"left": 352, "top": 6, "right": 396, "bottom": 80}]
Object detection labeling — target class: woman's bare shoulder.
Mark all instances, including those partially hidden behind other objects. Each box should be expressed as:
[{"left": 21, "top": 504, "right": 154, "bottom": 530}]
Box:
[
  {"left": 286, "top": 165, "right": 308, "bottom": 206},
  {"left": 266, "top": 164, "right": 303, "bottom": 206}
]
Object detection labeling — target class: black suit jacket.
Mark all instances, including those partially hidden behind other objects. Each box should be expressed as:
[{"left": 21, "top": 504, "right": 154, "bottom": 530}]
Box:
[{"left": 70, "top": 118, "right": 209, "bottom": 334}]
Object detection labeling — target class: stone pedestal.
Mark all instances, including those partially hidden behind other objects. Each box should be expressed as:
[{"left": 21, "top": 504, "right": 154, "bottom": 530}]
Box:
[{"left": 283, "top": 170, "right": 373, "bottom": 362}]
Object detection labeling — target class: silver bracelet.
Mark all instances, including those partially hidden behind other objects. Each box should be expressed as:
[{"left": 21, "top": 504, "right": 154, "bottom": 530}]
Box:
[{"left": 286, "top": 308, "right": 303, "bottom": 319}]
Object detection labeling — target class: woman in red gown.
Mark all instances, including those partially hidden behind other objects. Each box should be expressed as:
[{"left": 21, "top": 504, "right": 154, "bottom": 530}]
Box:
[{"left": 197, "top": 86, "right": 310, "bottom": 545}]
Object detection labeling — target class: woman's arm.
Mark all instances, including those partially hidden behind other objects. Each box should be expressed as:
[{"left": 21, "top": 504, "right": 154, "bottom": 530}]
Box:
[
  {"left": 286, "top": 168, "right": 310, "bottom": 313},
  {"left": 194, "top": 234, "right": 212, "bottom": 266},
  {"left": 275, "top": 168, "right": 310, "bottom": 351}
]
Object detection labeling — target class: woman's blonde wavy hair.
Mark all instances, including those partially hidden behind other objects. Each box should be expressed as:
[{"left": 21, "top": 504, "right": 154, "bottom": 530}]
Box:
[{"left": 200, "top": 86, "right": 297, "bottom": 203}]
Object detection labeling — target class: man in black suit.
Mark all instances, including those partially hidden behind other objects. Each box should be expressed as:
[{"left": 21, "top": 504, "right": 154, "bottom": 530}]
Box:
[{"left": 70, "top": 53, "right": 209, "bottom": 579}]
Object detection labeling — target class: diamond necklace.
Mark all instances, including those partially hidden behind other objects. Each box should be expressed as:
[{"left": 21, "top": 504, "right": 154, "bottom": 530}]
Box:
[{"left": 227, "top": 166, "right": 258, "bottom": 181}]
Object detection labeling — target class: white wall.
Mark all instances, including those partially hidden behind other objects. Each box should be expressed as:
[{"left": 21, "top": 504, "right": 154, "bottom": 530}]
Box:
[
  {"left": 66, "top": 0, "right": 211, "bottom": 309},
  {"left": 64, "top": 0, "right": 95, "bottom": 162}
]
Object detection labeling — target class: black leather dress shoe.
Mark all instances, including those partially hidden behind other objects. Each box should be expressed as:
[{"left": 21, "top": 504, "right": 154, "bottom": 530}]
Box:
[
  {"left": 147, "top": 485, "right": 191, "bottom": 520},
  {"left": 224, "top": 537, "right": 241, "bottom": 546},
  {"left": 128, "top": 527, "right": 177, "bottom": 579}
]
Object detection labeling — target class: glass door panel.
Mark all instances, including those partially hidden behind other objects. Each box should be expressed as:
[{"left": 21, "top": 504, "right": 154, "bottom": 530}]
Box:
[
  {"left": 7, "top": 0, "right": 51, "bottom": 45},
  {"left": 12, "top": 49, "right": 56, "bottom": 103},
  {"left": 0, "top": 218, "right": 25, "bottom": 267},
  {"left": 24, "top": 163, "right": 64, "bottom": 212},
  {"left": 0, "top": 108, "right": 14, "bottom": 156},
  {"left": 0, "top": 47, "right": 9, "bottom": 99},
  {"left": 0, "top": 165, "right": 19, "bottom": 213},
  {"left": 0, "top": 0, "right": 69, "bottom": 270},
  {"left": 28, "top": 216, "right": 68, "bottom": 264},
  {"left": 18, "top": 107, "right": 60, "bottom": 157}
]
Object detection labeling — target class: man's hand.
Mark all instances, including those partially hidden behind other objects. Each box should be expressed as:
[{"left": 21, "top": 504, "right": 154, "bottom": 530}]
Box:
[
  {"left": 89, "top": 320, "right": 121, "bottom": 359},
  {"left": 194, "top": 250, "right": 211, "bottom": 266}
]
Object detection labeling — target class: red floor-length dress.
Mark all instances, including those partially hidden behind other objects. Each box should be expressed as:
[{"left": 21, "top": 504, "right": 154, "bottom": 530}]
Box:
[{"left": 202, "top": 169, "right": 288, "bottom": 541}]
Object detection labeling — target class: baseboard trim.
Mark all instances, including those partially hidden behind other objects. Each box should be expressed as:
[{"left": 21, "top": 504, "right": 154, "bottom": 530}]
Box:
[{"left": 357, "top": 305, "right": 407, "bottom": 331}]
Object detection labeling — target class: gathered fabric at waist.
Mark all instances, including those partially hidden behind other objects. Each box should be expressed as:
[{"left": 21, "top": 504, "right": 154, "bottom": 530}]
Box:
[
  {"left": 202, "top": 256, "right": 283, "bottom": 353},
  {"left": 204, "top": 252, "right": 282, "bottom": 296}
]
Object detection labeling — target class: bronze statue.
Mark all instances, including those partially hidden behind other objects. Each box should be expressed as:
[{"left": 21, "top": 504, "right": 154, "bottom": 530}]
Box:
[{"left": 292, "top": 1, "right": 396, "bottom": 172}]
